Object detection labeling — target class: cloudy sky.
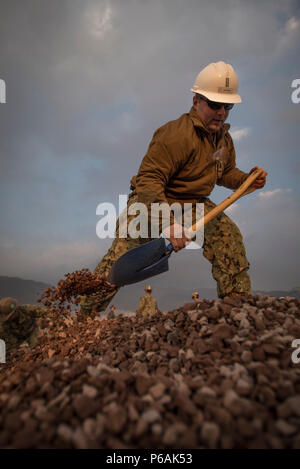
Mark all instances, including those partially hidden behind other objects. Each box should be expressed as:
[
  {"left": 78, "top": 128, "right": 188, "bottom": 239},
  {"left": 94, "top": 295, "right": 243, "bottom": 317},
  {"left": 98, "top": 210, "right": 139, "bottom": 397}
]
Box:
[{"left": 0, "top": 0, "right": 299, "bottom": 302}]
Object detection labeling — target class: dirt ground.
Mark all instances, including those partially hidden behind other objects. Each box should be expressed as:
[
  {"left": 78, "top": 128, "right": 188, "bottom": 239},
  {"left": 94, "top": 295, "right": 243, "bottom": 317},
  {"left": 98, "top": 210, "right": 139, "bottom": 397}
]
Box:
[{"left": 0, "top": 293, "right": 299, "bottom": 449}]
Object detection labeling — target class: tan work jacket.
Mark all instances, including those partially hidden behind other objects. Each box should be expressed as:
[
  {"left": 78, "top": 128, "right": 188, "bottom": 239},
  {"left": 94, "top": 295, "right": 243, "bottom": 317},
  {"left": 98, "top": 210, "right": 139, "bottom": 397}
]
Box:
[{"left": 130, "top": 107, "right": 248, "bottom": 215}]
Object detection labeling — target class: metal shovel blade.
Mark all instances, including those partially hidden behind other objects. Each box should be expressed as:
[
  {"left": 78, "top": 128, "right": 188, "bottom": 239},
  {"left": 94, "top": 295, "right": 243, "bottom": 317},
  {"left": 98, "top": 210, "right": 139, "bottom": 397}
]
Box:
[{"left": 107, "top": 237, "right": 172, "bottom": 286}]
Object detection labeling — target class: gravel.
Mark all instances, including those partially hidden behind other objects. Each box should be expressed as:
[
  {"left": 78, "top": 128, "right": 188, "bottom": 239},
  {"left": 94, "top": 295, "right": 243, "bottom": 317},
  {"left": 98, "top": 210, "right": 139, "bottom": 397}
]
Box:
[{"left": 0, "top": 293, "right": 300, "bottom": 449}]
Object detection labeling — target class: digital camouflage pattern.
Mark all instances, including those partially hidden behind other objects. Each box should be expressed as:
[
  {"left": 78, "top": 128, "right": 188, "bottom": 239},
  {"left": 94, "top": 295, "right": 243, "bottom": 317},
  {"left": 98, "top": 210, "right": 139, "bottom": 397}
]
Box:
[
  {"left": 202, "top": 199, "right": 251, "bottom": 298},
  {"left": 77, "top": 295, "right": 99, "bottom": 321},
  {"left": 136, "top": 294, "right": 158, "bottom": 318},
  {"left": 80, "top": 193, "right": 251, "bottom": 314},
  {"left": 0, "top": 303, "right": 48, "bottom": 352},
  {"left": 107, "top": 306, "right": 116, "bottom": 319}
]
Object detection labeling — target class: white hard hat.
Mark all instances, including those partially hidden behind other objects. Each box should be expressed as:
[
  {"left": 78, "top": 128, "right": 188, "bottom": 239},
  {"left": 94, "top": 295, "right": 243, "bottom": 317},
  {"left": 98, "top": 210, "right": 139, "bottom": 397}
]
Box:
[{"left": 191, "top": 61, "right": 242, "bottom": 104}]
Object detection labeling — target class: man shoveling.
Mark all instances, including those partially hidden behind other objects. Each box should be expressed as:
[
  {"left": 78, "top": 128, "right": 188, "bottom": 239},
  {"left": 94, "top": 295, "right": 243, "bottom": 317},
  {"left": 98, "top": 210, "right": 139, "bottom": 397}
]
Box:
[{"left": 81, "top": 61, "right": 267, "bottom": 315}]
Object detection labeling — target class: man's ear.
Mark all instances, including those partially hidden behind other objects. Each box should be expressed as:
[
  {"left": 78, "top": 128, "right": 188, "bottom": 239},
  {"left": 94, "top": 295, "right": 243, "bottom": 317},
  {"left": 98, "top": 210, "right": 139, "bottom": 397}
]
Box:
[{"left": 192, "top": 94, "right": 198, "bottom": 108}]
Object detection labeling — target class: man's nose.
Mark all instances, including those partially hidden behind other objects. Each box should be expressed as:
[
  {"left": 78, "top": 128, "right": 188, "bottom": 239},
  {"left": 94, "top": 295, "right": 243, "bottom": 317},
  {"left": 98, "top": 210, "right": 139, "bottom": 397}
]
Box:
[{"left": 216, "top": 105, "right": 226, "bottom": 115}]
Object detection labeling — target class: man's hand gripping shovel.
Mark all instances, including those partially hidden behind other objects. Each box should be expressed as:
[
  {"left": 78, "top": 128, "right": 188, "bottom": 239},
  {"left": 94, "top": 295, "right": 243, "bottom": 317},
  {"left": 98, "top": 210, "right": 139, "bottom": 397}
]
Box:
[{"left": 108, "top": 169, "right": 264, "bottom": 287}]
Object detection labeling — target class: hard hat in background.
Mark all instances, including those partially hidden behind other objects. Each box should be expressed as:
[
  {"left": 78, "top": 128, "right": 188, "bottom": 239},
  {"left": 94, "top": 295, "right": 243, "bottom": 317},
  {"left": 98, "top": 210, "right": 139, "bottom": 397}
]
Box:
[
  {"left": 145, "top": 285, "right": 152, "bottom": 292},
  {"left": 192, "top": 292, "right": 199, "bottom": 299},
  {"left": 0, "top": 297, "right": 18, "bottom": 321},
  {"left": 0, "top": 297, "right": 18, "bottom": 316},
  {"left": 190, "top": 61, "right": 242, "bottom": 104}
]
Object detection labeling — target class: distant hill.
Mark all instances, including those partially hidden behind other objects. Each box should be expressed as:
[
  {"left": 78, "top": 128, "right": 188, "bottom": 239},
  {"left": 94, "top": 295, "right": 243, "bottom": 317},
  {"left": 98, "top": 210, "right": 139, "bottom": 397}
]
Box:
[
  {"left": 255, "top": 289, "right": 300, "bottom": 300},
  {"left": 0, "top": 276, "right": 50, "bottom": 305},
  {"left": 0, "top": 276, "right": 218, "bottom": 310},
  {"left": 113, "top": 284, "right": 219, "bottom": 311},
  {"left": 0, "top": 275, "right": 299, "bottom": 309},
  {"left": 113, "top": 285, "right": 300, "bottom": 311}
]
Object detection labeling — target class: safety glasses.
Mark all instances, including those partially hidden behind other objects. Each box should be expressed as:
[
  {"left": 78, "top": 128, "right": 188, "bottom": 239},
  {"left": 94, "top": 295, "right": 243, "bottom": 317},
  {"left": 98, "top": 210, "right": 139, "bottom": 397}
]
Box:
[{"left": 199, "top": 94, "right": 234, "bottom": 111}]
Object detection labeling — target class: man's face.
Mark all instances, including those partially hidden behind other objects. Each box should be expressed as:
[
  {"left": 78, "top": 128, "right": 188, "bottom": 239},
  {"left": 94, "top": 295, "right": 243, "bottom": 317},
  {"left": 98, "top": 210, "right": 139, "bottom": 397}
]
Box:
[{"left": 193, "top": 95, "right": 230, "bottom": 133}]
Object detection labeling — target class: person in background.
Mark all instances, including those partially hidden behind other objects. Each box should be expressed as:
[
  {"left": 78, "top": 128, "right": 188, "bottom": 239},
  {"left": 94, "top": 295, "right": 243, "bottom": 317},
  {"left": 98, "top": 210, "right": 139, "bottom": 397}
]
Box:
[
  {"left": 107, "top": 304, "right": 116, "bottom": 319},
  {"left": 192, "top": 291, "right": 200, "bottom": 303},
  {"left": 136, "top": 285, "right": 159, "bottom": 318},
  {"left": 0, "top": 297, "right": 47, "bottom": 352}
]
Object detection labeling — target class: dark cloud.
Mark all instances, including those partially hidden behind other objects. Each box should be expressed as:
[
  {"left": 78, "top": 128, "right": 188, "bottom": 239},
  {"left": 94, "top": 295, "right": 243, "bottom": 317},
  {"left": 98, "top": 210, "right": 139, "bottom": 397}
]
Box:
[{"left": 0, "top": 0, "right": 299, "bottom": 292}]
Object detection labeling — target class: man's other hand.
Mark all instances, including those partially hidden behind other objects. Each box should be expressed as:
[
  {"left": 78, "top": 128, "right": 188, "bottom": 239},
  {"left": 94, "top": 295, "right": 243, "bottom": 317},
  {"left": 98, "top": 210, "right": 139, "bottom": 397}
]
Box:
[
  {"left": 249, "top": 166, "right": 268, "bottom": 189},
  {"left": 162, "top": 223, "right": 191, "bottom": 252}
]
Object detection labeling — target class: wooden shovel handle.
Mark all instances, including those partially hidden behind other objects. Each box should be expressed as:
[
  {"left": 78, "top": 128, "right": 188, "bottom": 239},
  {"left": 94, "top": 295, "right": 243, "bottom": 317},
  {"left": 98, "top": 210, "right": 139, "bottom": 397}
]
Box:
[{"left": 187, "top": 168, "right": 264, "bottom": 237}]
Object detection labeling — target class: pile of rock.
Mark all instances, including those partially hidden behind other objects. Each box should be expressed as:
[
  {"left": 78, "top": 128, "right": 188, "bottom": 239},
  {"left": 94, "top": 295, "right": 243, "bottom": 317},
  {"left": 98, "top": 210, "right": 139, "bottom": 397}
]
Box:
[
  {"left": 38, "top": 268, "right": 115, "bottom": 316},
  {"left": 0, "top": 294, "right": 299, "bottom": 449}
]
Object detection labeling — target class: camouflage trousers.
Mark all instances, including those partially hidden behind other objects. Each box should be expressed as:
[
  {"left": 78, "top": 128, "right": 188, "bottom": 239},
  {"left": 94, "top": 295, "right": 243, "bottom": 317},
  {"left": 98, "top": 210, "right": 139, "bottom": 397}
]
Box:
[
  {"left": 0, "top": 305, "right": 43, "bottom": 352},
  {"left": 88, "top": 193, "right": 251, "bottom": 312}
]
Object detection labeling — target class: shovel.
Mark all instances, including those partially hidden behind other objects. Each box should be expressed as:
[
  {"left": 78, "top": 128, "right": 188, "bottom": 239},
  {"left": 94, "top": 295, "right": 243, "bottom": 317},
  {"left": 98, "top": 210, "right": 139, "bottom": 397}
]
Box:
[{"left": 108, "top": 168, "right": 264, "bottom": 286}]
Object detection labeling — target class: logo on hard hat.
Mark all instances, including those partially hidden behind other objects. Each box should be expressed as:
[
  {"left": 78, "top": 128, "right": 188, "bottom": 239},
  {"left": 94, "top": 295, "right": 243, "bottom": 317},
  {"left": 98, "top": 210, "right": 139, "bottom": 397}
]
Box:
[
  {"left": 218, "top": 86, "right": 234, "bottom": 93},
  {"left": 217, "top": 75, "right": 233, "bottom": 94}
]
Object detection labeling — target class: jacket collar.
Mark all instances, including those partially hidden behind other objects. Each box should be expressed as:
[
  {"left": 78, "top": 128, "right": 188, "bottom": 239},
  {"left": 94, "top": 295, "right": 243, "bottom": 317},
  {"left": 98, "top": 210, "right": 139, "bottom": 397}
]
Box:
[{"left": 188, "top": 106, "right": 230, "bottom": 137}]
